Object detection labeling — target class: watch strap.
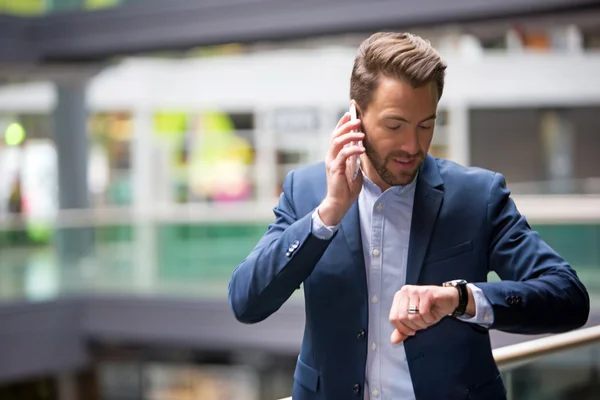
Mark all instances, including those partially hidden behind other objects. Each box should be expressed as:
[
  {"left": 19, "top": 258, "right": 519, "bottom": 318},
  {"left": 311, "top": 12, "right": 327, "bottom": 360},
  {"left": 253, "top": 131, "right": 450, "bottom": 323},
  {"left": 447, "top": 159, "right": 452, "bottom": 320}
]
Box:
[
  {"left": 443, "top": 280, "right": 468, "bottom": 317},
  {"left": 453, "top": 282, "right": 468, "bottom": 317}
]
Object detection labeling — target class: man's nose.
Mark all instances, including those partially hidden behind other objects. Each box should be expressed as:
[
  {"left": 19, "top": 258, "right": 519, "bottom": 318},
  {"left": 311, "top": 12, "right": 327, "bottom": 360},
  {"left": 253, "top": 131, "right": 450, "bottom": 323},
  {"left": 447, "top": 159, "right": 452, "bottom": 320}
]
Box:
[{"left": 400, "top": 129, "right": 420, "bottom": 155}]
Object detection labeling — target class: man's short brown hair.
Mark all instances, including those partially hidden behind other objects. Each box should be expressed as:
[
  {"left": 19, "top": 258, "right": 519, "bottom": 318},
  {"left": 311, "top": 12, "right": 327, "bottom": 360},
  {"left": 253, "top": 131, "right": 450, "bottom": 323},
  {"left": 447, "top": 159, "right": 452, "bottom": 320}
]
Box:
[{"left": 350, "top": 32, "right": 447, "bottom": 111}]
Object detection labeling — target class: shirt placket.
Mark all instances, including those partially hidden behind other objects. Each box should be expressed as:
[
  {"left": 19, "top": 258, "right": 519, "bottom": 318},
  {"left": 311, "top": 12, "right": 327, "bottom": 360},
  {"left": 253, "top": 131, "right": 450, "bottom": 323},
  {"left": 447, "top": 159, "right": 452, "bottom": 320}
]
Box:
[{"left": 368, "top": 193, "right": 385, "bottom": 399}]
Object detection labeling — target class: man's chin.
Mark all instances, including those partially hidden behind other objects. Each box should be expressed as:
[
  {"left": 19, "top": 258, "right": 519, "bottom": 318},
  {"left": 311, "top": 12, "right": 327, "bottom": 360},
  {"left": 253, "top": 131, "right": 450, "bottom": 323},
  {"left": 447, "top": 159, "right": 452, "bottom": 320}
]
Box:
[
  {"left": 387, "top": 164, "right": 420, "bottom": 186},
  {"left": 374, "top": 157, "right": 422, "bottom": 187}
]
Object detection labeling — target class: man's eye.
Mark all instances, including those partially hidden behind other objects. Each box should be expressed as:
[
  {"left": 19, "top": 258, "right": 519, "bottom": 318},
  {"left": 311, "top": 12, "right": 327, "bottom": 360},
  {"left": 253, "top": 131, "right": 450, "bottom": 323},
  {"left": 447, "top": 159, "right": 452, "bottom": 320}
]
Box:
[
  {"left": 386, "top": 125, "right": 401, "bottom": 130},
  {"left": 419, "top": 125, "right": 433, "bottom": 130}
]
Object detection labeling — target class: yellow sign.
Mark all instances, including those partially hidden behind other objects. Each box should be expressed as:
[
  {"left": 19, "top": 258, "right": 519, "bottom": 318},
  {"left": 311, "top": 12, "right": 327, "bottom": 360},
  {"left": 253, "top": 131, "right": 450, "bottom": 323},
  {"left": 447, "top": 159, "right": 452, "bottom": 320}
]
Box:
[
  {"left": 84, "top": 0, "right": 120, "bottom": 10},
  {"left": 1, "top": 0, "right": 45, "bottom": 15},
  {"left": 153, "top": 111, "right": 188, "bottom": 137}
]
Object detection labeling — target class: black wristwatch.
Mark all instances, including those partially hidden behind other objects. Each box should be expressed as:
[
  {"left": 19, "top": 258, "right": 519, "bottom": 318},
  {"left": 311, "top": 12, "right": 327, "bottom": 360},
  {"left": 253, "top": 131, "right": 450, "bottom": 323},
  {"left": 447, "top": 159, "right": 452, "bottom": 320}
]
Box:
[{"left": 443, "top": 279, "right": 468, "bottom": 317}]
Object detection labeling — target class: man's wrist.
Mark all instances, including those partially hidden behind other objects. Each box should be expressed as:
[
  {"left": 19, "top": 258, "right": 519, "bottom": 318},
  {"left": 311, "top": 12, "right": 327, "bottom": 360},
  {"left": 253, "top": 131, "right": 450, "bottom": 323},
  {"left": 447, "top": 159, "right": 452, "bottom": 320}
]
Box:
[
  {"left": 318, "top": 198, "right": 347, "bottom": 226},
  {"left": 444, "top": 286, "right": 460, "bottom": 313}
]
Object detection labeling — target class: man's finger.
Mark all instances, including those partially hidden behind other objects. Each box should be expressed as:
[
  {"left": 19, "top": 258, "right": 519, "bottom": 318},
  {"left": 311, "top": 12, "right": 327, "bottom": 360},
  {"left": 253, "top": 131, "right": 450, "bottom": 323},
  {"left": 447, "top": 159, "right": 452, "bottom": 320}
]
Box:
[
  {"left": 391, "top": 329, "right": 409, "bottom": 344},
  {"left": 407, "top": 293, "right": 429, "bottom": 330},
  {"left": 333, "top": 144, "right": 365, "bottom": 169},
  {"left": 332, "top": 119, "right": 362, "bottom": 139},
  {"left": 391, "top": 321, "right": 416, "bottom": 338},
  {"left": 418, "top": 292, "right": 437, "bottom": 325},
  {"left": 390, "top": 292, "right": 416, "bottom": 338},
  {"left": 396, "top": 290, "right": 415, "bottom": 331},
  {"left": 330, "top": 132, "right": 365, "bottom": 159}
]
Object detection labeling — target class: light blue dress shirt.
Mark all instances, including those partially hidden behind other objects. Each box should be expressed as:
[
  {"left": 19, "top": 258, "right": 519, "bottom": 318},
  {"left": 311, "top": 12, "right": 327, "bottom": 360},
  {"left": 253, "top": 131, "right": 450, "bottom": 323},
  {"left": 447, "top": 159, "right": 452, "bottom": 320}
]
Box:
[{"left": 311, "top": 174, "right": 494, "bottom": 399}]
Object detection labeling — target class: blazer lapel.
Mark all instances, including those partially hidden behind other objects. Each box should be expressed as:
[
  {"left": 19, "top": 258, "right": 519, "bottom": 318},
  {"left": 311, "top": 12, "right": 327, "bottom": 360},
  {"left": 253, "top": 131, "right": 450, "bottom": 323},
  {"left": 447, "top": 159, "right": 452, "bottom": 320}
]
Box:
[
  {"left": 406, "top": 155, "right": 444, "bottom": 285},
  {"left": 340, "top": 200, "right": 367, "bottom": 286}
]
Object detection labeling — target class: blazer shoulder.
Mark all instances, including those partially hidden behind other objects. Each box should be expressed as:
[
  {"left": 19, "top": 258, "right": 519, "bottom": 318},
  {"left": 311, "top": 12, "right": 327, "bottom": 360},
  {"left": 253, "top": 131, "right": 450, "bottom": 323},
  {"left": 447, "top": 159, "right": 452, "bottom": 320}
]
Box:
[
  {"left": 293, "top": 162, "right": 326, "bottom": 180},
  {"left": 286, "top": 162, "right": 326, "bottom": 190},
  {"left": 281, "top": 162, "right": 326, "bottom": 212},
  {"left": 435, "top": 158, "right": 499, "bottom": 191}
]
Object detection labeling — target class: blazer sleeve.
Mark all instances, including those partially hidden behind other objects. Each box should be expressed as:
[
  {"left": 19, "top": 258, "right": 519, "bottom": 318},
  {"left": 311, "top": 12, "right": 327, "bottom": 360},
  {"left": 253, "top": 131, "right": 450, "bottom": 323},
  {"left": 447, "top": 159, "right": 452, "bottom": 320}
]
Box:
[
  {"left": 474, "top": 173, "right": 590, "bottom": 334},
  {"left": 228, "top": 169, "right": 335, "bottom": 324}
]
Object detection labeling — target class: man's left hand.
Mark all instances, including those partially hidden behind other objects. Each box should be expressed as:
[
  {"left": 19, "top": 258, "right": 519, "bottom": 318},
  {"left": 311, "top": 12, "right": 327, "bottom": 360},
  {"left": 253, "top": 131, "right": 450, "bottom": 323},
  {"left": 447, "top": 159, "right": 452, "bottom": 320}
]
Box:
[{"left": 388, "top": 285, "right": 463, "bottom": 344}]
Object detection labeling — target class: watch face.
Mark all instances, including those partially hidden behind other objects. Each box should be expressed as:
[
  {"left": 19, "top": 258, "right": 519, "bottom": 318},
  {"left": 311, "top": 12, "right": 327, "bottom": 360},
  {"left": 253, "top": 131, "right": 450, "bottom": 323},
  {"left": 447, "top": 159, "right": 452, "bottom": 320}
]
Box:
[{"left": 444, "top": 279, "right": 467, "bottom": 287}]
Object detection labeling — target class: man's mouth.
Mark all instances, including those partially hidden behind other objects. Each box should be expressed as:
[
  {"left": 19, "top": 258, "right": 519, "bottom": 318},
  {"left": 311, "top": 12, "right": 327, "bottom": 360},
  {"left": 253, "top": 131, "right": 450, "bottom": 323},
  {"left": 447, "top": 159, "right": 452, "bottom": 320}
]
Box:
[{"left": 392, "top": 158, "right": 417, "bottom": 168}]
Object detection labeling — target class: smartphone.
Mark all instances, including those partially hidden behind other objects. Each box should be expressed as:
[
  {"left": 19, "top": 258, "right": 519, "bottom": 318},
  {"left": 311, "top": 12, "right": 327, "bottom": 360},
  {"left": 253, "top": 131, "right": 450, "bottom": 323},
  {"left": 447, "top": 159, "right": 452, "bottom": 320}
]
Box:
[{"left": 349, "top": 103, "right": 362, "bottom": 180}]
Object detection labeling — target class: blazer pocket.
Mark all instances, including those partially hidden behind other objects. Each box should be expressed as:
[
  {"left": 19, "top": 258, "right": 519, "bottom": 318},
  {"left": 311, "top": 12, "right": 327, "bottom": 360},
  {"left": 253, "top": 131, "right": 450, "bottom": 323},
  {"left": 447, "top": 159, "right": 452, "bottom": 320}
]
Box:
[
  {"left": 469, "top": 373, "right": 506, "bottom": 399},
  {"left": 294, "top": 357, "right": 320, "bottom": 393},
  {"left": 424, "top": 240, "right": 473, "bottom": 265}
]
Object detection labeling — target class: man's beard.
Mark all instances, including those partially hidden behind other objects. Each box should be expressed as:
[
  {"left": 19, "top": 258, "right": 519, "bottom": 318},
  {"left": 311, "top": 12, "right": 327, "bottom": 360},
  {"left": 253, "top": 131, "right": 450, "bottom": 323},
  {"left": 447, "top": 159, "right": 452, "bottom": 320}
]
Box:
[{"left": 363, "top": 135, "right": 423, "bottom": 187}]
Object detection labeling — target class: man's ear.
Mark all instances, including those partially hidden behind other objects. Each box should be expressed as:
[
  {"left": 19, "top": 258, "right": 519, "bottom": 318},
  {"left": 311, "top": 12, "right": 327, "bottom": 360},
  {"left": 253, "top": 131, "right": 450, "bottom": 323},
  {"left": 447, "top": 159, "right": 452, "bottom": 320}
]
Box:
[
  {"left": 350, "top": 99, "right": 367, "bottom": 134},
  {"left": 350, "top": 99, "right": 364, "bottom": 119}
]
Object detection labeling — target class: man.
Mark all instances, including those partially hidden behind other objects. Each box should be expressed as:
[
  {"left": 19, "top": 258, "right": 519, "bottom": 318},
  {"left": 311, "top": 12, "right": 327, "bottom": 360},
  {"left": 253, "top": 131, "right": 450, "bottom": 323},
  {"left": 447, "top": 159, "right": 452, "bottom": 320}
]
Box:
[{"left": 228, "top": 32, "right": 590, "bottom": 399}]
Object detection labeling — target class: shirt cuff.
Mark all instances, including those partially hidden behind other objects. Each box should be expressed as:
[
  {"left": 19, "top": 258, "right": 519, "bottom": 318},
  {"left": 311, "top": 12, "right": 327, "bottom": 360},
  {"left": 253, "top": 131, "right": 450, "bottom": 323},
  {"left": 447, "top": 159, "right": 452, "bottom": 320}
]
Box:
[
  {"left": 458, "top": 283, "right": 494, "bottom": 327},
  {"left": 311, "top": 208, "right": 340, "bottom": 240}
]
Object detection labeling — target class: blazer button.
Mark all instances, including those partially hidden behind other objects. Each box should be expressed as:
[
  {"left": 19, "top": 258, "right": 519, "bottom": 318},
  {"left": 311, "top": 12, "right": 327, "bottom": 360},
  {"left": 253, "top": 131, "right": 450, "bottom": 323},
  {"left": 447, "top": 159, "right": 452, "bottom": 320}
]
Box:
[
  {"left": 353, "top": 384, "right": 361, "bottom": 395},
  {"left": 505, "top": 296, "right": 514, "bottom": 305},
  {"left": 357, "top": 330, "right": 366, "bottom": 339}
]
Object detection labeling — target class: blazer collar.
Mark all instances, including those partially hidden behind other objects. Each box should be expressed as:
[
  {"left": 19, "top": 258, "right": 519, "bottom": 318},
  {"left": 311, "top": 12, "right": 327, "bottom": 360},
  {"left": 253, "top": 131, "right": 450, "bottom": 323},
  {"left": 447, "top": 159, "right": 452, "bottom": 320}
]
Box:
[{"left": 418, "top": 154, "right": 444, "bottom": 189}]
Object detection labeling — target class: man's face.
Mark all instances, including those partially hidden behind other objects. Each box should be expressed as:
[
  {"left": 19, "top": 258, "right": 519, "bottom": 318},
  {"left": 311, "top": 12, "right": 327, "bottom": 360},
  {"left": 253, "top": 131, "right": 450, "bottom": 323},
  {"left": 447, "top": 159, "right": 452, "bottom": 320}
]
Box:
[{"left": 359, "top": 75, "right": 438, "bottom": 188}]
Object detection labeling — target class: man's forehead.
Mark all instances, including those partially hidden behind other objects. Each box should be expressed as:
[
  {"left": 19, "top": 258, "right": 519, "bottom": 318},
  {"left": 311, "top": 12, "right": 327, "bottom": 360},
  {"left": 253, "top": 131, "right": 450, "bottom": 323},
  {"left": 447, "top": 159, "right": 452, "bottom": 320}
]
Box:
[{"left": 372, "top": 78, "right": 438, "bottom": 115}]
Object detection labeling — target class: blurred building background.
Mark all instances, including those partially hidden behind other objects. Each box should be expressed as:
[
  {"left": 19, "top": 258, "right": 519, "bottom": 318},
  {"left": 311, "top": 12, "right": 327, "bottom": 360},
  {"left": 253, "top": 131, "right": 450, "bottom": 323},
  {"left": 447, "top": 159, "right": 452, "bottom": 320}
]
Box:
[{"left": 0, "top": 0, "right": 600, "bottom": 399}]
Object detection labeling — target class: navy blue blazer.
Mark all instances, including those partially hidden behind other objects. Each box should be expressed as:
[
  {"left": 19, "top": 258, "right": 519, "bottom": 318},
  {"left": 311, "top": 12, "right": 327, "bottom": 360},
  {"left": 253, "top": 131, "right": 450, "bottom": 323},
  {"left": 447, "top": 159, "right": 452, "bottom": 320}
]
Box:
[{"left": 228, "top": 155, "right": 589, "bottom": 399}]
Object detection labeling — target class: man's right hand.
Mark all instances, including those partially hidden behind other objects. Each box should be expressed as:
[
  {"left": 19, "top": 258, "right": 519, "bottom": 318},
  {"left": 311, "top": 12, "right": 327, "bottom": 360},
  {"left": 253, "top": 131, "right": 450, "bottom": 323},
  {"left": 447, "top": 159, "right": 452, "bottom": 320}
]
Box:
[{"left": 318, "top": 112, "right": 365, "bottom": 226}]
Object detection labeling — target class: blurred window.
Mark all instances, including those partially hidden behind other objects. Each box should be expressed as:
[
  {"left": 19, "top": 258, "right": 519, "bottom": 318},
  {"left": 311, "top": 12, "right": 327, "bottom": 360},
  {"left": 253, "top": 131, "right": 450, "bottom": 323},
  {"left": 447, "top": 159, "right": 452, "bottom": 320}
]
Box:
[
  {"left": 583, "top": 29, "right": 600, "bottom": 49},
  {"left": 88, "top": 112, "right": 133, "bottom": 206},
  {"left": 154, "top": 110, "right": 256, "bottom": 204},
  {"left": 272, "top": 107, "right": 321, "bottom": 195}
]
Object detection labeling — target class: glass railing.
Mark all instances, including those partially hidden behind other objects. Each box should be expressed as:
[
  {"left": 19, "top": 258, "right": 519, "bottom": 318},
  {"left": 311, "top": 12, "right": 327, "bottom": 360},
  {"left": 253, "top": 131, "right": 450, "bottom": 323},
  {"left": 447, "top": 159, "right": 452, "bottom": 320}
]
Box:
[
  {"left": 0, "top": 204, "right": 301, "bottom": 302},
  {"left": 0, "top": 206, "right": 271, "bottom": 300},
  {"left": 0, "top": 205, "right": 599, "bottom": 303}
]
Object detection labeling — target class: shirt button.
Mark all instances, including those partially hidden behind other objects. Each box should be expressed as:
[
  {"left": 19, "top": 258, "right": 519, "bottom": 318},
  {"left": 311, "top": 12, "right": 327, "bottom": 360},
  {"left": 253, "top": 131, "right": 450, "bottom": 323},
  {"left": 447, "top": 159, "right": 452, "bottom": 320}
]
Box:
[
  {"left": 372, "top": 249, "right": 380, "bottom": 257},
  {"left": 372, "top": 296, "right": 378, "bottom": 303},
  {"left": 371, "top": 342, "right": 377, "bottom": 350},
  {"left": 372, "top": 389, "right": 380, "bottom": 397},
  {"left": 376, "top": 203, "right": 383, "bottom": 211}
]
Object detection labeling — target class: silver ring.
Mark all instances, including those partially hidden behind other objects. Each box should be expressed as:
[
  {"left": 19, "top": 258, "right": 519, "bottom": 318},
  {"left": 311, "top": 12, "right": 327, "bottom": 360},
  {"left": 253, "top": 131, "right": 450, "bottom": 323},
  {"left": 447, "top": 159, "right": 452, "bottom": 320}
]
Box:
[{"left": 408, "top": 305, "right": 419, "bottom": 314}]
